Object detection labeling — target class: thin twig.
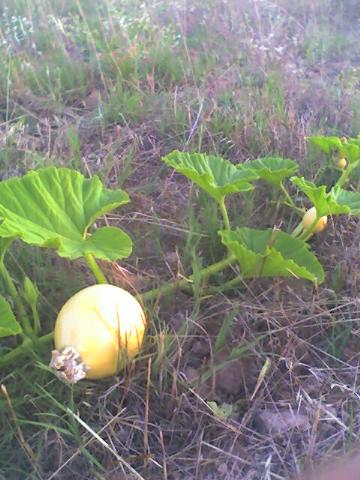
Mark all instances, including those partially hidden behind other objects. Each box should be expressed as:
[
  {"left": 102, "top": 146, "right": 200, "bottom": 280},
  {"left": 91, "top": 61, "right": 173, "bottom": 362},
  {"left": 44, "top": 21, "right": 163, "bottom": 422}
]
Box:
[
  {"left": 144, "top": 357, "right": 151, "bottom": 468},
  {"left": 1, "top": 384, "right": 40, "bottom": 475},
  {"left": 67, "top": 408, "right": 147, "bottom": 480}
]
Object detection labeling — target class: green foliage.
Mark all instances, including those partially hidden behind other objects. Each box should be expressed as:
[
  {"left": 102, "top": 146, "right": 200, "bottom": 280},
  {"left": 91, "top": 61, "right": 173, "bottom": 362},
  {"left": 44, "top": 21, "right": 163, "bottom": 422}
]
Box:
[
  {"left": 23, "top": 52, "right": 89, "bottom": 103},
  {"left": 332, "top": 188, "right": 360, "bottom": 214},
  {"left": 264, "top": 72, "right": 286, "bottom": 122},
  {"left": 291, "top": 177, "right": 360, "bottom": 215},
  {"left": 207, "top": 401, "right": 233, "bottom": 420},
  {"left": 0, "top": 167, "right": 132, "bottom": 261},
  {"left": 162, "top": 151, "right": 258, "bottom": 202},
  {"left": 220, "top": 228, "right": 325, "bottom": 284},
  {"left": 161, "top": 138, "right": 358, "bottom": 286},
  {"left": 0, "top": 134, "right": 357, "bottom": 386},
  {"left": 66, "top": 125, "right": 82, "bottom": 170},
  {"left": 239, "top": 157, "right": 298, "bottom": 185},
  {"left": 0, "top": 295, "right": 21, "bottom": 337},
  {"left": 103, "top": 82, "right": 144, "bottom": 125},
  {"left": 23, "top": 276, "right": 39, "bottom": 307},
  {"left": 214, "top": 310, "right": 237, "bottom": 353},
  {"left": 147, "top": 45, "right": 185, "bottom": 86},
  {"left": 308, "top": 136, "right": 342, "bottom": 154},
  {"left": 308, "top": 136, "right": 360, "bottom": 165}
]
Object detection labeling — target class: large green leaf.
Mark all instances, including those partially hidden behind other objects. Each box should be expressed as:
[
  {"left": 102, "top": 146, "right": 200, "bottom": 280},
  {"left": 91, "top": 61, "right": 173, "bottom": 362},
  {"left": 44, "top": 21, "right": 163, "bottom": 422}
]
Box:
[
  {"left": 0, "top": 168, "right": 132, "bottom": 261},
  {"left": 307, "top": 136, "right": 342, "bottom": 155},
  {"left": 220, "top": 228, "right": 324, "bottom": 284},
  {"left": 0, "top": 294, "right": 21, "bottom": 337},
  {"left": 341, "top": 143, "right": 360, "bottom": 165},
  {"left": 332, "top": 188, "right": 360, "bottom": 215},
  {"left": 162, "top": 151, "right": 258, "bottom": 202},
  {"left": 291, "top": 177, "right": 360, "bottom": 216},
  {"left": 308, "top": 136, "right": 360, "bottom": 165},
  {"left": 238, "top": 157, "right": 298, "bottom": 184},
  {"left": 82, "top": 226, "right": 133, "bottom": 261}
]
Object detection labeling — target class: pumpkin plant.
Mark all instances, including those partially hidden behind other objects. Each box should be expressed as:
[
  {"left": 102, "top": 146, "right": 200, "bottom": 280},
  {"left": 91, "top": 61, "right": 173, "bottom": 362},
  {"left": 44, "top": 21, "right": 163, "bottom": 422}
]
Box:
[{"left": 0, "top": 135, "right": 358, "bottom": 382}]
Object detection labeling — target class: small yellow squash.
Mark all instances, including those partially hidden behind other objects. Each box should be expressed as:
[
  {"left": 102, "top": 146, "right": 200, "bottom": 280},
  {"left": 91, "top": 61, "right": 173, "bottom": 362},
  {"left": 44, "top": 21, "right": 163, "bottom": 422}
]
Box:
[
  {"left": 302, "top": 207, "right": 327, "bottom": 234},
  {"left": 337, "top": 158, "right": 347, "bottom": 169}
]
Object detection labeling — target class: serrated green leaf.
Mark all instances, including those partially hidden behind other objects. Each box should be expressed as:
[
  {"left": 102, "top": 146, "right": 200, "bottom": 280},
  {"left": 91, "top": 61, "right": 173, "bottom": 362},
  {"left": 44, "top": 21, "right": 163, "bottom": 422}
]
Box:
[
  {"left": 220, "top": 228, "right": 324, "bottom": 284},
  {"left": 0, "top": 167, "right": 132, "bottom": 261},
  {"left": 341, "top": 143, "right": 360, "bottom": 164},
  {"left": 0, "top": 294, "right": 22, "bottom": 337},
  {"left": 291, "top": 177, "right": 360, "bottom": 215},
  {"left": 207, "top": 401, "right": 233, "bottom": 420},
  {"left": 307, "top": 136, "right": 342, "bottom": 154},
  {"left": 332, "top": 188, "right": 360, "bottom": 214},
  {"left": 308, "top": 136, "right": 360, "bottom": 164},
  {"left": 238, "top": 157, "right": 298, "bottom": 184},
  {"left": 346, "top": 137, "right": 360, "bottom": 146},
  {"left": 162, "top": 151, "right": 258, "bottom": 202},
  {"left": 84, "top": 226, "right": 132, "bottom": 261}
]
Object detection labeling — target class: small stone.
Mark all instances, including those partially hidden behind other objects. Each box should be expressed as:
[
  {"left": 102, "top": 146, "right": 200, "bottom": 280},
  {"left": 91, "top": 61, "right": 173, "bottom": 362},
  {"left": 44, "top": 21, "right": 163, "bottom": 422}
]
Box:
[{"left": 256, "top": 409, "right": 310, "bottom": 435}]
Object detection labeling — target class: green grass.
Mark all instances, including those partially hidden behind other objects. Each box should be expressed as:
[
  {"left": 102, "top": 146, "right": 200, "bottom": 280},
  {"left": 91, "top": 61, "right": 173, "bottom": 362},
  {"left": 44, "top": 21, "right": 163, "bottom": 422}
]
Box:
[{"left": 0, "top": 0, "right": 360, "bottom": 478}]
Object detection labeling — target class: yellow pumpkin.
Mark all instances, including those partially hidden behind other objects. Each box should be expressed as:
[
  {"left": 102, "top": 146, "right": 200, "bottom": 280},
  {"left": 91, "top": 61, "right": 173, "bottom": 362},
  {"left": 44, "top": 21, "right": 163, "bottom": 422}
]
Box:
[{"left": 52, "top": 284, "right": 146, "bottom": 381}]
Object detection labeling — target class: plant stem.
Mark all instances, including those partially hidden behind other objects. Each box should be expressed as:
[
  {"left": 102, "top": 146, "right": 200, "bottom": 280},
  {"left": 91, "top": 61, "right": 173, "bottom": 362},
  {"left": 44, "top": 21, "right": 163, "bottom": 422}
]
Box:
[
  {"left": 31, "top": 305, "right": 41, "bottom": 335},
  {"left": 140, "top": 254, "right": 236, "bottom": 302},
  {"left": 0, "top": 333, "right": 53, "bottom": 369},
  {"left": 205, "top": 275, "right": 242, "bottom": 295},
  {"left": 299, "top": 230, "right": 314, "bottom": 242},
  {"left": 219, "top": 197, "right": 231, "bottom": 230},
  {"left": 279, "top": 181, "right": 297, "bottom": 210},
  {"left": 282, "top": 201, "right": 304, "bottom": 215},
  {"left": 85, "top": 253, "right": 108, "bottom": 284},
  {"left": 291, "top": 222, "right": 304, "bottom": 238},
  {"left": 0, "top": 261, "right": 34, "bottom": 337},
  {"left": 279, "top": 182, "right": 304, "bottom": 215},
  {"left": 298, "top": 217, "right": 319, "bottom": 241},
  {"left": 335, "top": 164, "right": 352, "bottom": 188}
]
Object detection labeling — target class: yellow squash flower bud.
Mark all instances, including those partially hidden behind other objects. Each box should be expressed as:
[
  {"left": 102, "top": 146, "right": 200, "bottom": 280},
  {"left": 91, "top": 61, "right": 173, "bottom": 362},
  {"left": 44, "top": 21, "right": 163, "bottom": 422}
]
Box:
[{"left": 302, "top": 207, "right": 327, "bottom": 234}]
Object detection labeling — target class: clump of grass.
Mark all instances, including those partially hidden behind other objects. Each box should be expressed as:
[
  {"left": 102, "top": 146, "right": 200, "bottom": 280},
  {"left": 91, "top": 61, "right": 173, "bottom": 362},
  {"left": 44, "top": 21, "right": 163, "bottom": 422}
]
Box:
[{"left": 103, "top": 82, "right": 145, "bottom": 126}]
